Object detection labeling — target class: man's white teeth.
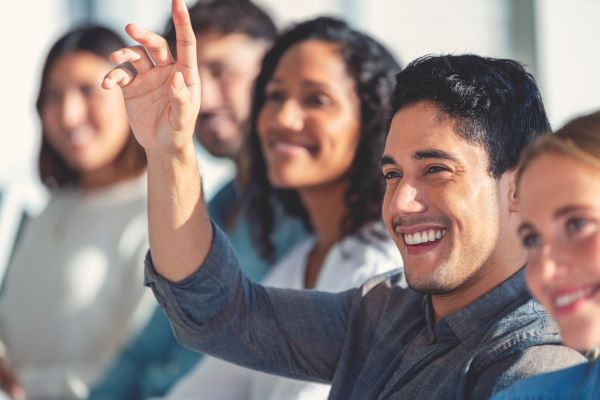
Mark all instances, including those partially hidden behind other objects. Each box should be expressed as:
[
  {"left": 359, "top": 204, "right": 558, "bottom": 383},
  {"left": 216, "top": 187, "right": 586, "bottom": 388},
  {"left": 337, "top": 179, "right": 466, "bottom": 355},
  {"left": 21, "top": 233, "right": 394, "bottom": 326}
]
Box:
[
  {"left": 554, "top": 287, "right": 598, "bottom": 308},
  {"left": 403, "top": 229, "right": 446, "bottom": 245}
]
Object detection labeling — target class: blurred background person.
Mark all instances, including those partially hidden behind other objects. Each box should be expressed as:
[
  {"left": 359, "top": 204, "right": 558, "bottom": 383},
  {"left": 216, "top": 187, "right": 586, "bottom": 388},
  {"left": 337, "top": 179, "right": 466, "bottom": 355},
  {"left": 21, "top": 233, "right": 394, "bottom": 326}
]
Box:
[
  {"left": 0, "top": 26, "right": 154, "bottom": 400},
  {"left": 164, "top": 16, "right": 403, "bottom": 400},
  {"left": 89, "top": 1, "right": 307, "bottom": 398},
  {"left": 494, "top": 111, "right": 600, "bottom": 399}
]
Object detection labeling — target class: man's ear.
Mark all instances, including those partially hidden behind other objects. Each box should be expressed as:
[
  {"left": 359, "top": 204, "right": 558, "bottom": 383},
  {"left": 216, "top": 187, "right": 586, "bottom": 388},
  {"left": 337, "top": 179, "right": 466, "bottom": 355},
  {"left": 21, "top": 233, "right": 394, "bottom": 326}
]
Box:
[
  {"left": 507, "top": 170, "right": 518, "bottom": 213},
  {"left": 499, "top": 170, "right": 518, "bottom": 214}
]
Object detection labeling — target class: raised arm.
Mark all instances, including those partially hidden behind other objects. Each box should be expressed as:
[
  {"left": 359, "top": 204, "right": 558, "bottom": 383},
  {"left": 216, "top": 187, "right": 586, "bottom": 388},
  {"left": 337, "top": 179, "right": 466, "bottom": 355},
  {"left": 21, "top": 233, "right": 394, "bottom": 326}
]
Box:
[
  {"left": 102, "top": 0, "right": 209, "bottom": 282},
  {"left": 101, "top": 1, "right": 355, "bottom": 382}
]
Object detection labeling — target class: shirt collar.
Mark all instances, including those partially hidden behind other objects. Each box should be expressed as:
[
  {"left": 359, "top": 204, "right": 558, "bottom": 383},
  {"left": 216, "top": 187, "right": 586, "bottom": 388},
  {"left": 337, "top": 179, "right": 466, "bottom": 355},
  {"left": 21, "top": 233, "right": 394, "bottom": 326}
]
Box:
[{"left": 428, "top": 267, "right": 530, "bottom": 342}]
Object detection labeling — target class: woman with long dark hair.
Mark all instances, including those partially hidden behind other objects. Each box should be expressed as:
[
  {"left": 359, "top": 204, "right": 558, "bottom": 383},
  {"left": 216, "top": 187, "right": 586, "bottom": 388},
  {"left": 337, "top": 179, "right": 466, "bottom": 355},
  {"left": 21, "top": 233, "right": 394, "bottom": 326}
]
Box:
[{"left": 0, "top": 26, "right": 153, "bottom": 399}]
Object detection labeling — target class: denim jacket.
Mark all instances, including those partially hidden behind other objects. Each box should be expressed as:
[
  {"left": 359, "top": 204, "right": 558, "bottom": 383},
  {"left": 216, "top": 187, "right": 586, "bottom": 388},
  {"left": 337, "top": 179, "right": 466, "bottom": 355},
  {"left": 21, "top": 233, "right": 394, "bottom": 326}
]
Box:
[{"left": 145, "top": 224, "right": 585, "bottom": 399}]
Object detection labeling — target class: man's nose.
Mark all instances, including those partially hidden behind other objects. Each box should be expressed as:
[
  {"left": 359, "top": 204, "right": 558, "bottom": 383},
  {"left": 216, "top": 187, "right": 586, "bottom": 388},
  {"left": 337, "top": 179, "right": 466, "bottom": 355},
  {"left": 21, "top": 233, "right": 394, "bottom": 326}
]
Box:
[{"left": 387, "top": 180, "right": 426, "bottom": 215}]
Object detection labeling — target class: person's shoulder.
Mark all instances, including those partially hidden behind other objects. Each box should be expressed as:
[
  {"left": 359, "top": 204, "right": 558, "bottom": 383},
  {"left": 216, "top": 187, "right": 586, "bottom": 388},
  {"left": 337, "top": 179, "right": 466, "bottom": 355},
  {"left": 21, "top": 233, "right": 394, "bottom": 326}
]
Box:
[
  {"left": 100, "top": 172, "right": 148, "bottom": 203},
  {"left": 206, "top": 180, "right": 237, "bottom": 227},
  {"left": 261, "top": 237, "right": 315, "bottom": 287},
  {"left": 320, "top": 221, "right": 404, "bottom": 290},
  {"left": 515, "top": 344, "right": 588, "bottom": 374},
  {"left": 485, "top": 294, "right": 557, "bottom": 346},
  {"left": 360, "top": 268, "right": 407, "bottom": 296},
  {"left": 208, "top": 180, "right": 236, "bottom": 207},
  {"left": 492, "top": 360, "right": 594, "bottom": 399},
  {"left": 474, "top": 343, "right": 587, "bottom": 399},
  {"left": 346, "top": 267, "right": 420, "bottom": 338},
  {"left": 467, "top": 295, "right": 587, "bottom": 397},
  {"left": 474, "top": 297, "right": 582, "bottom": 370}
]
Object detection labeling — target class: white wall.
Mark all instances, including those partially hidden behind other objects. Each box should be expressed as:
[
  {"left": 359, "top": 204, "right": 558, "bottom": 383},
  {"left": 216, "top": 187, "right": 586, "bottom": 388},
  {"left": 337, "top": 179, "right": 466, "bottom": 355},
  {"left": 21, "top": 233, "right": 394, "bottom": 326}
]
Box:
[
  {"left": 535, "top": 0, "right": 600, "bottom": 128},
  {"left": 0, "top": 0, "right": 69, "bottom": 285},
  {"left": 0, "top": 0, "right": 69, "bottom": 201},
  {"left": 366, "top": 0, "right": 513, "bottom": 65}
]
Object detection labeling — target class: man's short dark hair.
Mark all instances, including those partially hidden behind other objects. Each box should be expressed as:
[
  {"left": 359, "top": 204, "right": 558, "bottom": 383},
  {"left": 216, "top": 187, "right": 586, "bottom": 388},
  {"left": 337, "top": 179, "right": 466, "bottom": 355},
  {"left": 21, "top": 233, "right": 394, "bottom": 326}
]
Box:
[
  {"left": 164, "top": 0, "right": 277, "bottom": 53},
  {"left": 388, "top": 54, "right": 551, "bottom": 178}
]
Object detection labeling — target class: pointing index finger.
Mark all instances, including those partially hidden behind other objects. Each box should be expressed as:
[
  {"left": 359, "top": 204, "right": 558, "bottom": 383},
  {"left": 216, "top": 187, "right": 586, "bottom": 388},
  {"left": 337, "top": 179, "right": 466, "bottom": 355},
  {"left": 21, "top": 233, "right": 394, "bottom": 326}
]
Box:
[{"left": 172, "top": 0, "right": 198, "bottom": 86}]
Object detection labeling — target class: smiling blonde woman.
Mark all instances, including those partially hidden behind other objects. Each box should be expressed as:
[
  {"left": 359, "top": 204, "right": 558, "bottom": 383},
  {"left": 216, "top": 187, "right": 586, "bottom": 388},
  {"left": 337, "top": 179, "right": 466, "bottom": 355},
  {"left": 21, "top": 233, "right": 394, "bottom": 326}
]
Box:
[{"left": 494, "top": 111, "right": 600, "bottom": 399}]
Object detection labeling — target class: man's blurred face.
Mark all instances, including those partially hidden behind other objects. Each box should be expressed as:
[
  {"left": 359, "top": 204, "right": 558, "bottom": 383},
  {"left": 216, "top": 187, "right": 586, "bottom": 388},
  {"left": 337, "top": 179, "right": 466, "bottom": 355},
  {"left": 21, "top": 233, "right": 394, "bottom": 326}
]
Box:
[{"left": 195, "top": 32, "right": 268, "bottom": 159}]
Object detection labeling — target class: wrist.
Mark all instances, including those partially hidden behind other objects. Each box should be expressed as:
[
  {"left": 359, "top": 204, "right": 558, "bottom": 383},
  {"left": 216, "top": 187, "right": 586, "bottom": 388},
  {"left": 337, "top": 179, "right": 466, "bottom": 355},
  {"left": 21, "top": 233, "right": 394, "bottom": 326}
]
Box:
[{"left": 145, "top": 142, "right": 197, "bottom": 167}]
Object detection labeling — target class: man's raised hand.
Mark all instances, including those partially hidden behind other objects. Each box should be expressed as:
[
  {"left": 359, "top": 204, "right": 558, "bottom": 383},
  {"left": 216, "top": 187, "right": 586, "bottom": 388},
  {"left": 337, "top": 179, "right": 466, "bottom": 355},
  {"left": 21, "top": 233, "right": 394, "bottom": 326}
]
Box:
[{"left": 102, "top": 0, "right": 200, "bottom": 157}]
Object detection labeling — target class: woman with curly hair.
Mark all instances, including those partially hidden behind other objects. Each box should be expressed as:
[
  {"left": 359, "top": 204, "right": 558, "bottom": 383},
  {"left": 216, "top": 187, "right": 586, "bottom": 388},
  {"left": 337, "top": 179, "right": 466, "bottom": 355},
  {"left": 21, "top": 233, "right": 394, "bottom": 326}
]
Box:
[{"left": 160, "top": 15, "right": 403, "bottom": 400}]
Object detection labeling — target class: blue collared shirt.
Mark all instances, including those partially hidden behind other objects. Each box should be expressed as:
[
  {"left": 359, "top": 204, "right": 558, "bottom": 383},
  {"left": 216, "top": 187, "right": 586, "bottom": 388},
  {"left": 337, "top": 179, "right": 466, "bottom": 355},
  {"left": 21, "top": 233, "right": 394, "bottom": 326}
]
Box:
[{"left": 145, "top": 224, "right": 585, "bottom": 399}]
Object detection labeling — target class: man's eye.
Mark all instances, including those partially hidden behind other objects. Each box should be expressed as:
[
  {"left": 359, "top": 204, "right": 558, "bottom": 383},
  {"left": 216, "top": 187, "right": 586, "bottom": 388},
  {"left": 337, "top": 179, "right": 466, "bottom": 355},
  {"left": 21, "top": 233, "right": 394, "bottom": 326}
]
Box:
[
  {"left": 383, "top": 170, "right": 400, "bottom": 180},
  {"left": 426, "top": 166, "right": 449, "bottom": 174},
  {"left": 521, "top": 233, "right": 541, "bottom": 249}
]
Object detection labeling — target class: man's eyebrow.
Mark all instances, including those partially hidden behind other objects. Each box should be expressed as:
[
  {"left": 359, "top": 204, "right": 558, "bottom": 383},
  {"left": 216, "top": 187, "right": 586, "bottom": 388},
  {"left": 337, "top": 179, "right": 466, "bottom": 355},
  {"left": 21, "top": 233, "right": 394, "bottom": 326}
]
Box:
[
  {"left": 380, "top": 155, "right": 396, "bottom": 167},
  {"left": 414, "top": 149, "right": 460, "bottom": 163}
]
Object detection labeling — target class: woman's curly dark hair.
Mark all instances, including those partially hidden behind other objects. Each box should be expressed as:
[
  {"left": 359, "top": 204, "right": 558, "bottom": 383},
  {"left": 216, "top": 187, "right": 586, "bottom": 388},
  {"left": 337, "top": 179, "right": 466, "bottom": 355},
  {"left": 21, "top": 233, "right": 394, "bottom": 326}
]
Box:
[{"left": 241, "top": 17, "right": 401, "bottom": 260}]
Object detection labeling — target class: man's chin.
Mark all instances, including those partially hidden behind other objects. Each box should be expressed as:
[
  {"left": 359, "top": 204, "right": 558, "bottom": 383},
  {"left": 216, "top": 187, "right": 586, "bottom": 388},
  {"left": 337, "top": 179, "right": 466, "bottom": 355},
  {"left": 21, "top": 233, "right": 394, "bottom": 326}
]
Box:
[
  {"left": 208, "top": 147, "right": 241, "bottom": 160},
  {"left": 405, "top": 268, "right": 457, "bottom": 295},
  {"left": 195, "top": 135, "right": 242, "bottom": 159},
  {"left": 407, "top": 281, "right": 455, "bottom": 296}
]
